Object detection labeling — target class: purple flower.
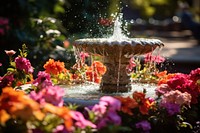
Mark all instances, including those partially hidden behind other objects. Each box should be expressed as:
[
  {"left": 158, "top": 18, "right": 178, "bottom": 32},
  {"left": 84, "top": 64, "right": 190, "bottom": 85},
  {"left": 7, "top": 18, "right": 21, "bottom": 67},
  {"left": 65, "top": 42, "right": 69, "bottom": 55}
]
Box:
[
  {"left": 29, "top": 86, "right": 64, "bottom": 107},
  {"left": 135, "top": 120, "right": 151, "bottom": 133},
  {"left": 70, "top": 111, "right": 96, "bottom": 129},
  {"left": 161, "top": 103, "right": 180, "bottom": 116},
  {"left": 97, "top": 117, "right": 109, "bottom": 129},
  {"left": 106, "top": 111, "right": 121, "bottom": 125},
  {"left": 33, "top": 71, "right": 53, "bottom": 89},
  {"left": 15, "top": 57, "right": 33, "bottom": 73},
  {"left": 96, "top": 111, "right": 121, "bottom": 129}
]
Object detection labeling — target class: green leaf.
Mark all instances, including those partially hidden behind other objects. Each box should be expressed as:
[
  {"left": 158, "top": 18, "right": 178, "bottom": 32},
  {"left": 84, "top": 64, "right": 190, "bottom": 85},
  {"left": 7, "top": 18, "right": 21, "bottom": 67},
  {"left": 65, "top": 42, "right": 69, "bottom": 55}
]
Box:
[
  {"left": 7, "top": 67, "right": 15, "bottom": 72},
  {"left": 54, "top": 4, "right": 65, "bottom": 13},
  {"left": 10, "top": 62, "right": 16, "bottom": 67}
]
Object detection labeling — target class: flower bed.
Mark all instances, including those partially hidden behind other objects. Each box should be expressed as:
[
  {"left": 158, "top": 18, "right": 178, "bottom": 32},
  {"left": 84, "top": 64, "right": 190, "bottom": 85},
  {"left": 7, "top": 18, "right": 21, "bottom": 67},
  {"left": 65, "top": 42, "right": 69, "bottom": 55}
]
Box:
[{"left": 0, "top": 45, "right": 200, "bottom": 133}]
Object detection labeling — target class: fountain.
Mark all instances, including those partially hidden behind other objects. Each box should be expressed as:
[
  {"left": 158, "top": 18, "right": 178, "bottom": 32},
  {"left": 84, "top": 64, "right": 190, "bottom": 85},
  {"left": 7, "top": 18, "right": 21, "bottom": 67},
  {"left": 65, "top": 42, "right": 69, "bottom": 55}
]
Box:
[{"left": 73, "top": 14, "right": 164, "bottom": 93}]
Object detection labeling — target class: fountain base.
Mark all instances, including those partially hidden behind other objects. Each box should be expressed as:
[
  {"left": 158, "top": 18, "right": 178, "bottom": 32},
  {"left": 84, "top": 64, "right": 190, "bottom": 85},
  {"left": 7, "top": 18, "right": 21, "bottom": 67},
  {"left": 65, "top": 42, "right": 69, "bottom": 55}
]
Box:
[
  {"left": 100, "top": 83, "right": 131, "bottom": 93},
  {"left": 100, "top": 56, "right": 131, "bottom": 92},
  {"left": 62, "top": 83, "right": 157, "bottom": 106}
]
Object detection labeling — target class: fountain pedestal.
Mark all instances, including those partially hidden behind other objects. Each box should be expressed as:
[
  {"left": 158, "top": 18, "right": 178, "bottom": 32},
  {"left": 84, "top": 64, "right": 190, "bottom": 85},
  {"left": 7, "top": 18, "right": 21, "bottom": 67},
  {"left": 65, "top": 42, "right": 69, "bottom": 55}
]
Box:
[{"left": 101, "top": 56, "right": 131, "bottom": 92}]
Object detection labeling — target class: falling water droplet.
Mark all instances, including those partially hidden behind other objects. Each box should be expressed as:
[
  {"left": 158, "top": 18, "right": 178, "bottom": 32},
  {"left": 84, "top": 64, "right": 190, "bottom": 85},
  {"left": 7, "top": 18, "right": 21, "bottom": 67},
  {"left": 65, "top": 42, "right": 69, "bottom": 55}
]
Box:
[{"left": 117, "top": 48, "right": 122, "bottom": 92}]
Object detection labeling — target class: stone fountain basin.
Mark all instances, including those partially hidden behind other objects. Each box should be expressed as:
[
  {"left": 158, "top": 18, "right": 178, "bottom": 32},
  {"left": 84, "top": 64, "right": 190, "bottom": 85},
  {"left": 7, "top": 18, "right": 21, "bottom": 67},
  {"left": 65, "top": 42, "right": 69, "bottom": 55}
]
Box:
[
  {"left": 62, "top": 83, "right": 157, "bottom": 106},
  {"left": 74, "top": 38, "right": 164, "bottom": 57},
  {"left": 74, "top": 37, "right": 164, "bottom": 93}
]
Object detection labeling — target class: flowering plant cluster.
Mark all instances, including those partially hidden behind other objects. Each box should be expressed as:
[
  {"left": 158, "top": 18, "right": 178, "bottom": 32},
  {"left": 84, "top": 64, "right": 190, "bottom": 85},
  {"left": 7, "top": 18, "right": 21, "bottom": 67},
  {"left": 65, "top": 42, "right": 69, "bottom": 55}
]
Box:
[
  {"left": 43, "top": 52, "right": 106, "bottom": 85},
  {"left": 0, "top": 46, "right": 200, "bottom": 133},
  {"left": 0, "top": 44, "right": 33, "bottom": 92},
  {"left": 0, "top": 69, "right": 124, "bottom": 133},
  {"left": 129, "top": 53, "right": 166, "bottom": 83}
]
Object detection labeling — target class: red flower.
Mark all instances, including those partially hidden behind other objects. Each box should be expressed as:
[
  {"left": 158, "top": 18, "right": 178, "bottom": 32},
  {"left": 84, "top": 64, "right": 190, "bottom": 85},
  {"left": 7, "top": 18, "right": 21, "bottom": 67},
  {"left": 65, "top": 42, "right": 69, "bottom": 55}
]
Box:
[
  {"left": 167, "top": 73, "right": 200, "bottom": 104},
  {"left": 99, "top": 18, "right": 113, "bottom": 26}
]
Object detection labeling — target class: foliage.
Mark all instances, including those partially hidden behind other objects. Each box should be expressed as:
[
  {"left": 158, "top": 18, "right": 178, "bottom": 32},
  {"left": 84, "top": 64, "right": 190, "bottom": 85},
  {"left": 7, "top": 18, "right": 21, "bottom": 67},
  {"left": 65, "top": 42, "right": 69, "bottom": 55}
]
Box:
[
  {"left": 0, "top": 0, "right": 75, "bottom": 76},
  {"left": 129, "top": 53, "right": 166, "bottom": 83},
  {"left": 122, "top": 0, "right": 178, "bottom": 19},
  {"left": 43, "top": 52, "right": 106, "bottom": 85}
]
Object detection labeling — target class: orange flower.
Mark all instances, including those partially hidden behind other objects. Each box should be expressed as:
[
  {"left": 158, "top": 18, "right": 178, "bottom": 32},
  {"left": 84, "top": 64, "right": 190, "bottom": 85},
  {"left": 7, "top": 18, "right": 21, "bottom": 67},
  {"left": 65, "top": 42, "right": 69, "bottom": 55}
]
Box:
[
  {"left": 158, "top": 73, "right": 176, "bottom": 85},
  {"left": 155, "top": 71, "right": 167, "bottom": 78},
  {"left": 132, "top": 92, "right": 154, "bottom": 115},
  {"left": 85, "top": 61, "right": 106, "bottom": 83},
  {"left": 115, "top": 96, "right": 138, "bottom": 115},
  {"left": 91, "top": 61, "right": 106, "bottom": 75},
  {"left": 44, "top": 59, "right": 67, "bottom": 75},
  {"left": 0, "top": 110, "right": 10, "bottom": 125},
  {"left": 0, "top": 87, "right": 45, "bottom": 121},
  {"left": 86, "top": 71, "right": 101, "bottom": 83},
  {"left": 44, "top": 103, "right": 72, "bottom": 130},
  {"left": 132, "top": 92, "right": 145, "bottom": 102},
  {"left": 139, "top": 99, "right": 154, "bottom": 115}
]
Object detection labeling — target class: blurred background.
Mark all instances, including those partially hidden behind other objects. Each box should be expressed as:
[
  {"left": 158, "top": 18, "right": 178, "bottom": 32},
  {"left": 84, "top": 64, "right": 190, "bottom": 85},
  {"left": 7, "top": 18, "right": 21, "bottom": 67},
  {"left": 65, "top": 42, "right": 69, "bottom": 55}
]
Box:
[{"left": 0, "top": 0, "right": 200, "bottom": 76}]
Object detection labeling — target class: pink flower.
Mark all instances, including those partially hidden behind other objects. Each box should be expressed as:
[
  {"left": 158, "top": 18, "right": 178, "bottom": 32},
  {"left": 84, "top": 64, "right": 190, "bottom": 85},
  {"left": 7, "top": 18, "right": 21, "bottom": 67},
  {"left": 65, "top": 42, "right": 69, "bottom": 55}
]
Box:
[
  {"left": 0, "top": 17, "right": 9, "bottom": 25},
  {"left": 161, "top": 90, "right": 192, "bottom": 106},
  {"left": 167, "top": 73, "right": 199, "bottom": 104},
  {"left": 135, "top": 120, "right": 151, "bottom": 132},
  {"left": 0, "top": 74, "right": 14, "bottom": 88},
  {"left": 70, "top": 111, "right": 96, "bottom": 129},
  {"left": 92, "top": 104, "right": 107, "bottom": 117},
  {"left": 99, "top": 96, "right": 121, "bottom": 111},
  {"left": 33, "top": 71, "right": 53, "bottom": 89},
  {"left": 144, "top": 53, "right": 165, "bottom": 64},
  {"left": 29, "top": 91, "right": 45, "bottom": 105},
  {"left": 156, "top": 84, "right": 171, "bottom": 96},
  {"left": 189, "top": 68, "right": 200, "bottom": 82},
  {"left": 91, "top": 96, "right": 121, "bottom": 129},
  {"left": 53, "top": 125, "right": 68, "bottom": 133},
  {"left": 4, "top": 50, "right": 16, "bottom": 56},
  {"left": 0, "top": 28, "right": 5, "bottom": 36},
  {"left": 126, "top": 58, "right": 136, "bottom": 73},
  {"left": 0, "top": 63, "right": 2, "bottom": 67},
  {"left": 29, "top": 86, "right": 64, "bottom": 107},
  {"left": 15, "top": 57, "right": 33, "bottom": 73},
  {"left": 80, "top": 52, "right": 89, "bottom": 62}
]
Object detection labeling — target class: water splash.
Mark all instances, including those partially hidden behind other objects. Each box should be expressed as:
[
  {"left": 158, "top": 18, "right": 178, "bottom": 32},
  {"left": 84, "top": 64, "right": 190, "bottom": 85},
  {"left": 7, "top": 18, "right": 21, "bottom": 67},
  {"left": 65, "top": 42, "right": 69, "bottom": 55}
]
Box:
[{"left": 109, "top": 13, "right": 128, "bottom": 41}]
